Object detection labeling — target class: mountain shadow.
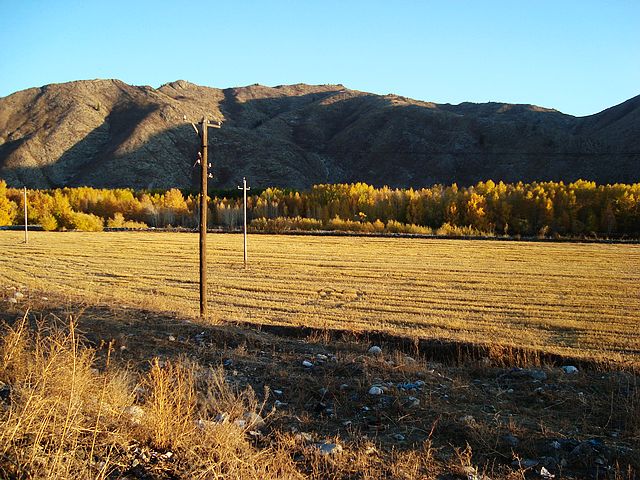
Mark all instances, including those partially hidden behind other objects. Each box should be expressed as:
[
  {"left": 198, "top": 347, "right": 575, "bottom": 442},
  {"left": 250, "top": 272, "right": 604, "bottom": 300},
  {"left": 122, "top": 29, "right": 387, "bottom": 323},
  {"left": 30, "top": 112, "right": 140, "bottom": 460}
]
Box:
[{"left": 1, "top": 80, "right": 639, "bottom": 189}]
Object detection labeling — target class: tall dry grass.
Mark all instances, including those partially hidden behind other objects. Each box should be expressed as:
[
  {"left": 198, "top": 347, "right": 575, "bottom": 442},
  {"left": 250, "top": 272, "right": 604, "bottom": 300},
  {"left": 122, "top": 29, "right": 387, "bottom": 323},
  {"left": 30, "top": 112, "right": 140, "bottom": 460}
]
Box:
[{"left": 0, "top": 314, "right": 302, "bottom": 479}]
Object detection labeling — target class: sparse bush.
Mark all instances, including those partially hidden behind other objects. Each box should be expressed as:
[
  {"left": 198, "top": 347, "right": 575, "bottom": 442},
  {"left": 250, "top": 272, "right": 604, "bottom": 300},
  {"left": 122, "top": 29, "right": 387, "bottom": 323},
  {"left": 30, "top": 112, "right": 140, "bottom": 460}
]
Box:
[
  {"left": 436, "top": 222, "right": 493, "bottom": 237},
  {"left": 106, "top": 212, "right": 148, "bottom": 229},
  {"left": 250, "top": 216, "right": 323, "bottom": 233}
]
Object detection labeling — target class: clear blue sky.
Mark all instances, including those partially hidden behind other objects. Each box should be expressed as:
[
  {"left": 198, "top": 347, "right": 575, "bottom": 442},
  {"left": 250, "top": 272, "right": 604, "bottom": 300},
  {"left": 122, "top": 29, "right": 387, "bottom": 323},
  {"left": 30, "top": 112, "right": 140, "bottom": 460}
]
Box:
[{"left": 1, "top": 0, "right": 638, "bottom": 116}]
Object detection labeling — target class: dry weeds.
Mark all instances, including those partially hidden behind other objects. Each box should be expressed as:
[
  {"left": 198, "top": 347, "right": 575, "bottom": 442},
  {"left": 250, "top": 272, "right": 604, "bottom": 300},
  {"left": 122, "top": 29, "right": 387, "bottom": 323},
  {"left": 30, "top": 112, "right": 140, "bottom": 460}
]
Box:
[{"left": 0, "top": 302, "right": 637, "bottom": 479}]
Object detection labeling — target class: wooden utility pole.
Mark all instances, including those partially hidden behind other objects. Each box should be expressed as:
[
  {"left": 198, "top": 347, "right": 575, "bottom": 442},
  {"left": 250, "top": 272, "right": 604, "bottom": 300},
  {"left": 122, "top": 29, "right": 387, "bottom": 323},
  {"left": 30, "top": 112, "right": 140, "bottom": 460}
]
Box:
[
  {"left": 195, "top": 116, "right": 220, "bottom": 319},
  {"left": 23, "top": 187, "right": 28, "bottom": 244},
  {"left": 237, "top": 177, "right": 250, "bottom": 268}
]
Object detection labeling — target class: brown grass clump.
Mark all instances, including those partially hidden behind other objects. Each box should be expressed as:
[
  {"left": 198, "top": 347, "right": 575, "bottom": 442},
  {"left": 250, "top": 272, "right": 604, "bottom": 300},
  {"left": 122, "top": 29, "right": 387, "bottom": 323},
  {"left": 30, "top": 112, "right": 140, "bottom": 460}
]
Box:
[
  {"left": 0, "top": 313, "right": 132, "bottom": 479},
  {"left": 0, "top": 314, "right": 301, "bottom": 479}
]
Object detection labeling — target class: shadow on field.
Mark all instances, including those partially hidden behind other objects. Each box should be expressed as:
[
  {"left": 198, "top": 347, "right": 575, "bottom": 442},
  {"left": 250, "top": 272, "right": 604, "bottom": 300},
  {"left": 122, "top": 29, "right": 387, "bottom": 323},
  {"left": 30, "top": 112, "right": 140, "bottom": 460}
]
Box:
[{"left": 0, "top": 292, "right": 634, "bottom": 374}]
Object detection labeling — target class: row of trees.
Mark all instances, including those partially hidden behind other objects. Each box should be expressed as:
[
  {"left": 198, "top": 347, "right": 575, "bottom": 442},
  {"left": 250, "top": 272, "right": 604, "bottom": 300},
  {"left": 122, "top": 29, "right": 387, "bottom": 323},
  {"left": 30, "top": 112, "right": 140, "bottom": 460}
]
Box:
[{"left": 1, "top": 180, "right": 638, "bottom": 237}]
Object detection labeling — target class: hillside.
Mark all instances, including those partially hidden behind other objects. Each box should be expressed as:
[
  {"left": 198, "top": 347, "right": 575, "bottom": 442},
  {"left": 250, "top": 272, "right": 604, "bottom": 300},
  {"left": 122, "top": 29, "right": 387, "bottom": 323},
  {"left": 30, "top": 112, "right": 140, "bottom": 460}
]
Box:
[{"left": 0, "top": 79, "right": 638, "bottom": 190}]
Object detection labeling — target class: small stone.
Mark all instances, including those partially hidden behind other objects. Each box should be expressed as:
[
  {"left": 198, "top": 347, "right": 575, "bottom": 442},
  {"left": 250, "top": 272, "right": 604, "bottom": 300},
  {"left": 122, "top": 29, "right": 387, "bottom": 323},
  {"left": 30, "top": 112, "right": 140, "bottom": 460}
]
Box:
[
  {"left": 302, "top": 360, "right": 313, "bottom": 368},
  {"left": 294, "top": 432, "right": 314, "bottom": 442},
  {"left": 464, "top": 466, "right": 492, "bottom": 480},
  {"left": 317, "top": 442, "right": 343, "bottom": 455},
  {"left": 392, "top": 433, "right": 405, "bottom": 441},
  {"left": 368, "top": 346, "right": 382, "bottom": 355},
  {"left": 13, "top": 291, "right": 24, "bottom": 299},
  {"left": 168, "top": 335, "right": 176, "bottom": 342},
  {"left": 316, "top": 354, "right": 328, "bottom": 361},
  {"left": 561, "top": 365, "right": 579, "bottom": 374},
  {"left": 339, "top": 384, "right": 350, "bottom": 390},
  {"left": 511, "top": 458, "right": 538, "bottom": 468},
  {"left": 460, "top": 415, "right": 476, "bottom": 425},
  {"left": 223, "top": 359, "right": 233, "bottom": 367},
  {"left": 0, "top": 382, "right": 11, "bottom": 403},
  {"left": 404, "top": 396, "right": 420, "bottom": 408},
  {"left": 196, "top": 418, "right": 216, "bottom": 430},
  {"left": 368, "top": 386, "right": 384, "bottom": 395},
  {"left": 502, "top": 433, "right": 520, "bottom": 447},
  {"left": 214, "top": 412, "right": 230, "bottom": 423},
  {"left": 243, "top": 412, "right": 265, "bottom": 430},
  {"left": 7, "top": 298, "right": 17, "bottom": 304},
  {"left": 123, "top": 405, "right": 145, "bottom": 424},
  {"left": 540, "top": 466, "right": 555, "bottom": 478},
  {"left": 529, "top": 369, "right": 547, "bottom": 381}
]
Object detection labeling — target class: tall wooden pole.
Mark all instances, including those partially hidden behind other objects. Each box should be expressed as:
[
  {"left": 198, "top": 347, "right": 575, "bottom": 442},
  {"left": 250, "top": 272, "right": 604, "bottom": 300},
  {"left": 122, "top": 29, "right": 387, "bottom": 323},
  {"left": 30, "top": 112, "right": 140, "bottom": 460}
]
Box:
[
  {"left": 199, "top": 117, "right": 209, "bottom": 318},
  {"left": 237, "top": 177, "right": 250, "bottom": 268},
  {"left": 23, "top": 187, "right": 28, "bottom": 244},
  {"left": 194, "top": 117, "right": 221, "bottom": 319}
]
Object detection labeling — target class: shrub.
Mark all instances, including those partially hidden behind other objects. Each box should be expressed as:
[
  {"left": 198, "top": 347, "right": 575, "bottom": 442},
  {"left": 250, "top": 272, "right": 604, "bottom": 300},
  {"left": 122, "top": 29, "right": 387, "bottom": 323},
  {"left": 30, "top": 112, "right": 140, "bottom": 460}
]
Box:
[
  {"left": 106, "top": 212, "right": 148, "bottom": 229},
  {"left": 249, "top": 216, "right": 323, "bottom": 233},
  {"left": 436, "top": 222, "right": 493, "bottom": 237},
  {"left": 65, "top": 211, "right": 104, "bottom": 231}
]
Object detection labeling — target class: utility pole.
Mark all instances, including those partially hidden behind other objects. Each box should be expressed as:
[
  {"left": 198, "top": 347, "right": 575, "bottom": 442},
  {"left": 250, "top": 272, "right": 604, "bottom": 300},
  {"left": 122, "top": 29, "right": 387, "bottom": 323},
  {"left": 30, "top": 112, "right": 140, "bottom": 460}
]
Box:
[
  {"left": 23, "top": 187, "right": 28, "bottom": 244},
  {"left": 191, "top": 116, "right": 220, "bottom": 319},
  {"left": 237, "top": 177, "right": 250, "bottom": 268}
]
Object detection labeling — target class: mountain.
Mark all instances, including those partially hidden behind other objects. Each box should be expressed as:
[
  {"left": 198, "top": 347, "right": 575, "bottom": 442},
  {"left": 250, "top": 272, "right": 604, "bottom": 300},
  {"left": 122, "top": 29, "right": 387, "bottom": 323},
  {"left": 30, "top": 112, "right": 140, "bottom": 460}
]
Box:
[{"left": 0, "top": 79, "right": 638, "bottom": 190}]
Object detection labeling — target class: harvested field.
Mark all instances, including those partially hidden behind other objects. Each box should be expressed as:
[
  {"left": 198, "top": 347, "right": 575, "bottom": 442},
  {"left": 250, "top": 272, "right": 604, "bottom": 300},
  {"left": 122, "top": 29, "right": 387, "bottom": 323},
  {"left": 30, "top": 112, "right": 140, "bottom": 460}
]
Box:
[{"left": 1, "top": 231, "right": 639, "bottom": 367}]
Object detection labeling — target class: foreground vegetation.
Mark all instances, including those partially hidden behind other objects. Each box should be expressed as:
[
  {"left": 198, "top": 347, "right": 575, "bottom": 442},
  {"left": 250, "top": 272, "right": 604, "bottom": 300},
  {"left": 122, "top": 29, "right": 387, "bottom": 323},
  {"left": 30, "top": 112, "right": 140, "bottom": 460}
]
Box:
[
  {"left": 1, "top": 299, "right": 638, "bottom": 479},
  {"left": 1, "top": 231, "right": 639, "bottom": 367},
  {"left": 1, "top": 179, "right": 639, "bottom": 237}
]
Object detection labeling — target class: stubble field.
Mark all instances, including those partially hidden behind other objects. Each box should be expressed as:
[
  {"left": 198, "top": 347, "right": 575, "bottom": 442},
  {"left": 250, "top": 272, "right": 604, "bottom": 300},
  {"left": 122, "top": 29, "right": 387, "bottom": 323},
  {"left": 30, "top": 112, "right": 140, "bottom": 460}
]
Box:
[{"left": 1, "top": 231, "right": 639, "bottom": 367}]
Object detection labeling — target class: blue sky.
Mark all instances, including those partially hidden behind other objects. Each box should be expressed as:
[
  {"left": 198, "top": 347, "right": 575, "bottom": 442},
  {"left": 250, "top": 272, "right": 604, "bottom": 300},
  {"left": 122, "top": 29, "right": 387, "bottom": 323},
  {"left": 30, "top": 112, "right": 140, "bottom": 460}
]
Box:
[{"left": 1, "top": 0, "right": 638, "bottom": 116}]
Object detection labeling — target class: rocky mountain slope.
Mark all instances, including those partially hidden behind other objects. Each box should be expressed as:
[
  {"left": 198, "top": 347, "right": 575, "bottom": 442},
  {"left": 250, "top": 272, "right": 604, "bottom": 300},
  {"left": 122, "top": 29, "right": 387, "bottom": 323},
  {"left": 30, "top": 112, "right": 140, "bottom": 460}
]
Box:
[{"left": 0, "top": 79, "right": 638, "bottom": 190}]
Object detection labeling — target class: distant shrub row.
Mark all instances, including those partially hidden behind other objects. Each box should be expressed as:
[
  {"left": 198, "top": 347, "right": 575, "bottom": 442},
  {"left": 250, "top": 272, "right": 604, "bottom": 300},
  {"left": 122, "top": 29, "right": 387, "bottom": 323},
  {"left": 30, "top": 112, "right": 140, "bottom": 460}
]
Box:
[
  {"left": 0, "top": 179, "right": 638, "bottom": 237},
  {"left": 248, "top": 216, "right": 489, "bottom": 237}
]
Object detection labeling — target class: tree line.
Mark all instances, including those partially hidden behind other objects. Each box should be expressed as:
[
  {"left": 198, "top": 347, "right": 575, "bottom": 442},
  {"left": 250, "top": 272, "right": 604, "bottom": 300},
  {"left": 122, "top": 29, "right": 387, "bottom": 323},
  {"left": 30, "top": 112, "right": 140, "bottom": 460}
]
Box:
[{"left": 0, "top": 180, "right": 638, "bottom": 238}]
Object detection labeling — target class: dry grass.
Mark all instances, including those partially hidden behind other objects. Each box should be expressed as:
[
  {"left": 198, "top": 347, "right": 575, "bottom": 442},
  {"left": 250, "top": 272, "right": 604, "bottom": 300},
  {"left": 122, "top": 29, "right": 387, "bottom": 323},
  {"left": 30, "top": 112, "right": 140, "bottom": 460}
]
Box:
[
  {"left": 0, "top": 302, "right": 637, "bottom": 479},
  {"left": 1, "top": 231, "right": 639, "bottom": 367},
  {"left": 0, "top": 314, "right": 306, "bottom": 479}
]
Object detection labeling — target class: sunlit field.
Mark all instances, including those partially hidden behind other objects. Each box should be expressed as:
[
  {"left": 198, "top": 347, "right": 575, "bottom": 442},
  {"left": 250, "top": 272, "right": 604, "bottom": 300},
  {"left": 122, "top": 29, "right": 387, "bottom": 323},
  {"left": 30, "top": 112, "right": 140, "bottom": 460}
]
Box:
[{"left": 2, "top": 231, "right": 639, "bottom": 365}]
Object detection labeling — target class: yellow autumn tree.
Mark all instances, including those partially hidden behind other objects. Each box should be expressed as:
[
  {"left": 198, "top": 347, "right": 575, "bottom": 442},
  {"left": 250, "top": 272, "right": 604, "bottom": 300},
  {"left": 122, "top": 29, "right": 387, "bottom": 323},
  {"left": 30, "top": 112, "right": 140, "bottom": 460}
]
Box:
[{"left": 0, "top": 181, "right": 18, "bottom": 226}]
